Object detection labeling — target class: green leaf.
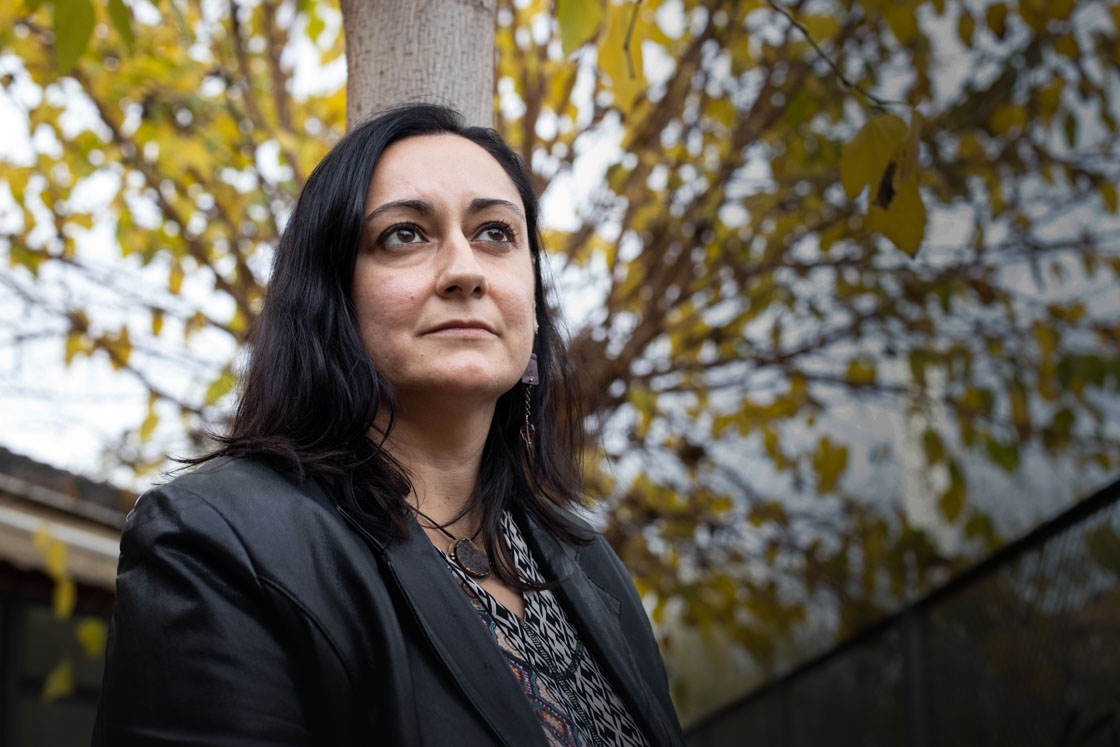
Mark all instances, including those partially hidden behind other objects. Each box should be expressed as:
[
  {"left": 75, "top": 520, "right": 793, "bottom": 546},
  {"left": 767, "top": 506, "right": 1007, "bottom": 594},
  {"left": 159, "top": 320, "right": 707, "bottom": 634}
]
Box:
[
  {"left": 557, "top": 0, "right": 603, "bottom": 56},
  {"left": 840, "top": 114, "right": 908, "bottom": 199},
  {"left": 107, "top": 0, "right": 136, "bottom": 54},
  {"left": 53, "top": 0, "right": 96, "bottom": 73}
]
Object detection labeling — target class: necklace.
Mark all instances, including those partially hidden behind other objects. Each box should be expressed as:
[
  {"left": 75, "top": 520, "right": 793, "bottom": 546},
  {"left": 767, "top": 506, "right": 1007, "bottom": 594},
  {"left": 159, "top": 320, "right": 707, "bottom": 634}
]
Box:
[{"left": 412, "top": 507, "right": 491, "bottom": 579}]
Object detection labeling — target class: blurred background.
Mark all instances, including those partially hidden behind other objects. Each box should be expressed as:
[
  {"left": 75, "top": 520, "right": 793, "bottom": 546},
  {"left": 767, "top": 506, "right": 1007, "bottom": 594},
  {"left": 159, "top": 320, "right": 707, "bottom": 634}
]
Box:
[{"left": 1, "top": 0, "right": 1119, "bottom": 744}]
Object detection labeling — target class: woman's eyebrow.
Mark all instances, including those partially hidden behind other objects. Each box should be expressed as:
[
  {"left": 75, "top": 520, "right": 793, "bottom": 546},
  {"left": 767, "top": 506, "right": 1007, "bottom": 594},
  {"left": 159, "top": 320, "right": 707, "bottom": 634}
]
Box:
[
  {"left": 469, "top": 198, "right": 525, "bottom": 221},
  {"left": 365, "top": 199, "right": 434, "bottom": 222}
]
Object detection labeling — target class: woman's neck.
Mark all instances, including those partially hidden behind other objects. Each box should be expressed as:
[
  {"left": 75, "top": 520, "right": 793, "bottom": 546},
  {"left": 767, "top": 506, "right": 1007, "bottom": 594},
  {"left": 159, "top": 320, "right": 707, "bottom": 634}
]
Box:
[{"left": 373, "top": 398, "right": 495, "bottom": 529}]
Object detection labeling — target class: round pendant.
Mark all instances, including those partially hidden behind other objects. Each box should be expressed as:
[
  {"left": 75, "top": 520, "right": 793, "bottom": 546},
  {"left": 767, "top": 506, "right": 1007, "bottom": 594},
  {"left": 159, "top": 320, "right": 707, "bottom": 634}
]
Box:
[{"left": 448, "top": 537, "right": 491, "bottom": 579}]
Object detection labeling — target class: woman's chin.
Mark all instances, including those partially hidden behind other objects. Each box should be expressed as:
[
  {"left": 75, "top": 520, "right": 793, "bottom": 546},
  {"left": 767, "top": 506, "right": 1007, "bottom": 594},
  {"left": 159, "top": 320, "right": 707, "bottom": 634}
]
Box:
[{"left": 399, "top": 370, "right": 521, "bottom": 405}]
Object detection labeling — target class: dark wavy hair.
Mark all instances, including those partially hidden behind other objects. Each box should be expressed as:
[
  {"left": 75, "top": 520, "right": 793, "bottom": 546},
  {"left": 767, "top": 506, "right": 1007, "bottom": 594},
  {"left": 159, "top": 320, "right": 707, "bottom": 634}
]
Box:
[{"left": 195, "top": 104, "right": 588, "bottom": 587}]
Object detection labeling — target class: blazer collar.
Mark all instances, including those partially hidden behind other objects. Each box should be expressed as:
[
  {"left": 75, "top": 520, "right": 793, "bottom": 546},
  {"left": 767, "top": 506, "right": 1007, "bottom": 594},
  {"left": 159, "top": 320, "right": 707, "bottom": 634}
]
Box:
[
  {"left": 520, "top": 509, "right": 681, "bottom": 747},
  {"left": 335, "top": 504, "right": 549, "bottom": 747},
  {"left": 334, "top": 496, "right": 677, "bottom": 747}
]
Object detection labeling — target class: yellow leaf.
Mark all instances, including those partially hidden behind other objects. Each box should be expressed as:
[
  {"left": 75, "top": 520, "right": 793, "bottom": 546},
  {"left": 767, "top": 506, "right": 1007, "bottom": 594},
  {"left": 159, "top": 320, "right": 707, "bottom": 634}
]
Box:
[
  {"left": 1099, "top": 182, "right": 1118, "bottom": 213},
  {"left": 840, "top": 114, "right": 908, "bottom": 199},
  {"left": 1010, "top": 385, "right": 1031, "bottom": 434},
  {"left": 1047, "top": 0, "right": 1075, "bottom": 20},
  {"left": 174, "top": 139, "right": 214, "bottom": 176},
  {"left": 4, "top": 168, "right": 31, "bottom": 203},
  {"left": 68, "top": 212, "right": 94, "bottom": 230},
  {"left": 988, "top": 103, "right": 1026, "bottom": 135},
  {"left": 54, "top": 578, "right": 76, "bottom": 619},
  {"left": 103, "top": 327, "right": 132, "bottom": 370},
  {"left": 939, "top": 481, "right": 965, "bottom": 521},
  {"left": 897, "top": 110, "right": 922, "bottom": 182},
  {"left": 76, "top": 618, "right": 109, "bottom": 659},
  {"left": 868, "top": 176, "right": 926, "bottom": 257},
  {"left": 36, "top": 531, "right": 68, "bottom": 578},
  {"left": 53, "top": 0, "right": 95, "bottom": 73},
  {"left": 707, "top": 97, "right": 737, "bottom": 129},
  {"left": 184, "top": 310, "right": 207, "bottom": 340},
  {"left": 846, "top": 359, "right": 877, "bottom": 385},
  {"left": 557, "top": 0, "right": 603, "bottom": 55},
  {"left": 64, "top": 331, "right": 83, "bottom": 365},
  {"left": 1053, "top": 33, "right": 1078, "bottom": 59},
  {"left": 33, "top": 525, "right": 52, "bottom": 552},
  {"left": 812, "top": 436, "right": 848, "bottom": 494},
  {"left": 306, "top": 5, "right": 326, "bottom": 43},
  {"left": 598, "top": 2, "right": 646, "bottom": 111},
  {"left": 169, "top": 261, "right": 183, "bottom": 295},
  {"left": 818, "top": 219, "right": 848, "bottom": 252},
  {"left": 107, "top": 0, "right": 136, "bottom": 53},
  {"left": 139, "top": 397, "right": 159, "bottom": 441},
  {"left": 884, "top": 2, "right": 918, "bottom": 44},
  {"left": 797, "top": 13, "right": 837, "bottom": 43},
  {"left": 41, "top": 659, "right": 74, "bottom": 702},
  {"left": 986, "top": 2, "right": 1008, "bottom": 38},
  {"left": 956, "top": 132, "right": 985, "bottom": 161},
  {"left": 957, "top": 10, "right": 975, "bottom": 46},
  {"left": 1036, "top": 78, "right": 1064, "bottom": 124},
  {"left": 151, "top": 308, "right": 164, "bottom": 336},
  {"left": 205, "top": 370, "right": 236, "bottom": 406}
]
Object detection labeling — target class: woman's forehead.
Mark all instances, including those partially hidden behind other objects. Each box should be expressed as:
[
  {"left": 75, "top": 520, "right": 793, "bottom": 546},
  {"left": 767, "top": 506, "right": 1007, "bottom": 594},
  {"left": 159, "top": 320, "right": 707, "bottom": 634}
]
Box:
[{"left": 365, "top": 134, "right": 523, "bottom": 214}]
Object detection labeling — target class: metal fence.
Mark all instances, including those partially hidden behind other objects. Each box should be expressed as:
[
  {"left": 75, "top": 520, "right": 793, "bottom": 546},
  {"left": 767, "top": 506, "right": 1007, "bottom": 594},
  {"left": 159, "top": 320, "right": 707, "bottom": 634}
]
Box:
[{"left": 685, "top": 477, "right": 1120, "bottom": 747}]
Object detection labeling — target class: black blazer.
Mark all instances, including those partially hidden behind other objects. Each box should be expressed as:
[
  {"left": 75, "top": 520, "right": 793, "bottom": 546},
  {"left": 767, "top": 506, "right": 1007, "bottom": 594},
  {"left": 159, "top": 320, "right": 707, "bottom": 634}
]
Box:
[{"left": 92, "top": 459, "right": 684, "bottom": 746}]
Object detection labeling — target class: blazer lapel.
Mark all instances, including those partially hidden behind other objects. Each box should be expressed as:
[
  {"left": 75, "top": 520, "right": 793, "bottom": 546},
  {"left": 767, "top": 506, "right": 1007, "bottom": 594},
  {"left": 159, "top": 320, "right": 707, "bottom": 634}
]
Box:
[
  {"left": 336, "top": 507, "right": 547, "bottom": 747},
  {"left": 522, "top": 512, "right": 680, "bottom": 747}
]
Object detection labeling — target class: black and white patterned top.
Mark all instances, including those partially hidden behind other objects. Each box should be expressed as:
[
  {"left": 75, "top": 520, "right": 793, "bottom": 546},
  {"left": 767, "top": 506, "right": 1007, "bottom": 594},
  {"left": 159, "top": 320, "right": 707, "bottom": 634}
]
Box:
[{"left": 440, "top": 511, "right": 648, "bottom": 747}]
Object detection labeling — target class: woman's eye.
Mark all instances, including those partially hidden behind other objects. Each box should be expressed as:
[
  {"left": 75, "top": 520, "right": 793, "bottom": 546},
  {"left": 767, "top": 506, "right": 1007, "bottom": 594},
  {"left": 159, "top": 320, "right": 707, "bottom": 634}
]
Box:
[
  {"left": 381, "top": 226, "right": 422, "bottom": 246},
  {"left": 477, "top": 224, "right": 512, "bottom": 242}
]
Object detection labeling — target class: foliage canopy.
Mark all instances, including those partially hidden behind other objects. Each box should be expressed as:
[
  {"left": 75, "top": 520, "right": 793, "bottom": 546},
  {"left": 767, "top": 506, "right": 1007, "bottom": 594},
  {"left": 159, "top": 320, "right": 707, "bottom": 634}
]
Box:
[{"left": 2, "top": 0, "right": 1119, "bottom": 721}]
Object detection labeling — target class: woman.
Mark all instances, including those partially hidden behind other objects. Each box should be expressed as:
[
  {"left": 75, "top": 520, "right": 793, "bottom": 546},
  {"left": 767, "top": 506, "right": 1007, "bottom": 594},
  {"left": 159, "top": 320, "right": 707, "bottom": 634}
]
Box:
[{"left": 93, "top": 104, "right": 684, "bottom": 747}]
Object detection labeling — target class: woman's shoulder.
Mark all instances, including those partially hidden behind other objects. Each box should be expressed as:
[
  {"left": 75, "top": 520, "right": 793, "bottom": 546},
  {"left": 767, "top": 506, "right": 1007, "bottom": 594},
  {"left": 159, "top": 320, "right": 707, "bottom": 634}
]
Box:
[
  {"left": 134, "top": 457, "right": 324, "bottom": 518},
  {"left": 147, "top": 455, "right": 308, "bottom": 501},
  {"left": 124, "top": 457, "right": 356, "bottom": 575}
]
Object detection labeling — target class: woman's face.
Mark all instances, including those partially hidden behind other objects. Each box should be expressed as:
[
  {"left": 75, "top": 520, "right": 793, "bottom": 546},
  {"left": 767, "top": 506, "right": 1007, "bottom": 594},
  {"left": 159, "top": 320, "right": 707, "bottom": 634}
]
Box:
[{"left": 353, "top": 134, "right": 536, "bottom": 409}]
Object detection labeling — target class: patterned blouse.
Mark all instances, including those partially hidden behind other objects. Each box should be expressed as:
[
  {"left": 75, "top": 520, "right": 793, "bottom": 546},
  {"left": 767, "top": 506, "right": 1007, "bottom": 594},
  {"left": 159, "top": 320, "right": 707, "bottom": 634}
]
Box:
[{"left": 440, "top": 511, "right": 648, "bottom": 747}]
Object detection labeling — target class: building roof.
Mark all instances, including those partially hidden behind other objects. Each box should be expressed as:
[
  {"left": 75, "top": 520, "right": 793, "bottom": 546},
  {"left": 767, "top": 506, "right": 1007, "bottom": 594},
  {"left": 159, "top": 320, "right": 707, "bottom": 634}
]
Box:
[{"left": 0, "top": 446, "right": 131, "bottom": 592}]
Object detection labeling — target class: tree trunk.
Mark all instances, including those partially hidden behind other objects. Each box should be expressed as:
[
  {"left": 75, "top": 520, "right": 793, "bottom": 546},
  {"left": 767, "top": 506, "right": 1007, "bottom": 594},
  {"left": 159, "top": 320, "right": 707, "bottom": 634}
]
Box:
[{"left": 339, "top": 0, "right": 497, "bottom": 129}]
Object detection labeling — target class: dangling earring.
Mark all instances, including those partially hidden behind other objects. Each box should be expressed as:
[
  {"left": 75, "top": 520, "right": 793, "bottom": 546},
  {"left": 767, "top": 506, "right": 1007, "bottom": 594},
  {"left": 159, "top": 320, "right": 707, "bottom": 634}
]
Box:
[{"left": 520, "top": 353, "right": 538, "bottom": 450}]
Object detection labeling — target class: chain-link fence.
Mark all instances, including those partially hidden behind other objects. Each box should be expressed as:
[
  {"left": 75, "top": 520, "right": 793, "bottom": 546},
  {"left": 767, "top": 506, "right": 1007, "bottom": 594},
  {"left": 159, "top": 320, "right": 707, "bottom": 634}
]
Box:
[{"left": 686, "top": 478, "right": 1120, "bottom": 747}]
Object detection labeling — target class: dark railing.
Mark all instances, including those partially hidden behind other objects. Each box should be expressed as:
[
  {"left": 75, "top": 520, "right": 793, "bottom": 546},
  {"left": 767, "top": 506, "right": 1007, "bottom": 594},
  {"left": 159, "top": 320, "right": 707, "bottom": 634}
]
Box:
[{"left": 685, "top": 477, "right": 1120, "bottom": 747}]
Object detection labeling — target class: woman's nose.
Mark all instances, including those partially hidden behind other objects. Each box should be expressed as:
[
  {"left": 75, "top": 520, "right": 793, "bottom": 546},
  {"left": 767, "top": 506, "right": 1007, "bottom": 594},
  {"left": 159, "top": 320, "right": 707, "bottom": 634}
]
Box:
[{"left": 435, "top": 231, "right": 487, "bottom": 298}]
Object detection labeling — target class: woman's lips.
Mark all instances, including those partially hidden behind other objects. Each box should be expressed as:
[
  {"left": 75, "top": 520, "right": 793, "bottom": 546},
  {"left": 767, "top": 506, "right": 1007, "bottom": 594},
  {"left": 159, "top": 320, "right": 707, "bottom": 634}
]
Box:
[
  {"left": 426, "top": 326, "right": 496, "bottom": 338},
  {"left": 424, "top": 320, "right": 496, "bottom": 338}
]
